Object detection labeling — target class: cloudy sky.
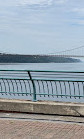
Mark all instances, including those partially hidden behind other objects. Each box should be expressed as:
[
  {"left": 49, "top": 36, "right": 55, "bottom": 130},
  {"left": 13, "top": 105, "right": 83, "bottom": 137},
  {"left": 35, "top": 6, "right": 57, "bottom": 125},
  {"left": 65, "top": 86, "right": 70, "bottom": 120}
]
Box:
[{"left": 0, "top": 0, "right": 84, "bottom": 54}]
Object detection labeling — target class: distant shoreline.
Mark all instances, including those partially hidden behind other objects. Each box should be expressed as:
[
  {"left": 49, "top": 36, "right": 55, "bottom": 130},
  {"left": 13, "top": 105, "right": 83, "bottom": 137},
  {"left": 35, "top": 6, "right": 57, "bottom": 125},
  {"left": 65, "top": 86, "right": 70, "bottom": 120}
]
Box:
[{"left": 0, "top": 54, "right": 81, "bottom": 63}]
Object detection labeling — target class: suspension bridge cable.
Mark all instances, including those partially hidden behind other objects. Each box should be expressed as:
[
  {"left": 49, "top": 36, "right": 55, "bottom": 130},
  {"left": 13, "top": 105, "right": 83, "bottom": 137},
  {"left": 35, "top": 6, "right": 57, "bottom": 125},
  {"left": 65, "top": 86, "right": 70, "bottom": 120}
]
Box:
[{"left": 48, "top": 45, "right": 84, "bottom": 55}]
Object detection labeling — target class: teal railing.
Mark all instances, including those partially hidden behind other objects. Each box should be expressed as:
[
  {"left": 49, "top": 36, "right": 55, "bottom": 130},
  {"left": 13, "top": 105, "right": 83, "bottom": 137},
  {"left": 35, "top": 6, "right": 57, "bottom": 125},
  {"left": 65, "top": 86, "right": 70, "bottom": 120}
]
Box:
[{"left": 0, "top": 70, "right": 84, "bottom": 102}]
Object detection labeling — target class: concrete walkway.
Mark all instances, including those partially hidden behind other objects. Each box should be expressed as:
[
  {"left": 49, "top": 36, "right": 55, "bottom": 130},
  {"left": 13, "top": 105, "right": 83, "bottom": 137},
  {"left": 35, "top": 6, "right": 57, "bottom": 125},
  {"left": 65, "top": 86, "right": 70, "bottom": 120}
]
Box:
[{"left": 0, "top": 113, "right": 84, "bottom": 139}]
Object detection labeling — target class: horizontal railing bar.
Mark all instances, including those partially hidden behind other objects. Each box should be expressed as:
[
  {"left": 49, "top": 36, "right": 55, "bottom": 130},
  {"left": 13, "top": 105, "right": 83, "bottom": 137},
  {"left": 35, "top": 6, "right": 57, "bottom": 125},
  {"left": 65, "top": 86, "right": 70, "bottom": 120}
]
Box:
[
  {"left": 35, "top": 94, "right": 84, "bottom": 97},
  {"left": 2, "top": 72, "right": 84, "bottom": 75},
  {"left": 32, "top": 74, "right": 84, "bottom": 76},
  {"left": 0, "top": 73, "right": 28, "bottom": 75},
  {"left": 0, "top": 78, "right": 30, "bottom": 80},
  {"left": 0, "top": 92, "right": 83, "bottom": 97},
  {"left": 33, "top": 79, "right": 84, "bottom": 82},
  {"left": 1, "top": 69, "right": 84, "bottom": 73},
  {"left": 0, "top": 75, "right": 29, "bottom": 78},
  {"left": 1, "top": 75, "right": 84, "bottom": 79},
  {"left": 1, "top": 73, "right": 84, "bottom": 76},
  {"left": 0, "top": 78, "right": 84, "bottom": 82},
  {"left": 32, "top": 76, "right": 84, "bottom": 79}
]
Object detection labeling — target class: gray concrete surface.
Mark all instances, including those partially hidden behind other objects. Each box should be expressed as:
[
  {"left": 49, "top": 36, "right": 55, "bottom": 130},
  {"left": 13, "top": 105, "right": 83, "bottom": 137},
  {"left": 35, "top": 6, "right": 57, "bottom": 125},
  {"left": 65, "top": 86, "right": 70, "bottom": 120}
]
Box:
[{"left": 0, "top": 99, "right": 84, "bottom": 116}]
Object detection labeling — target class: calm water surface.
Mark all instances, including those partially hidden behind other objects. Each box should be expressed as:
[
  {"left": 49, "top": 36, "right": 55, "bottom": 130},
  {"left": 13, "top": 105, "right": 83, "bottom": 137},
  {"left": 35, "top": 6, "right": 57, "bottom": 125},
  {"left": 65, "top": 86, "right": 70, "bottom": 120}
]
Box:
[{"left": 0, "top": 62, "right": 84, "bottom": 71}]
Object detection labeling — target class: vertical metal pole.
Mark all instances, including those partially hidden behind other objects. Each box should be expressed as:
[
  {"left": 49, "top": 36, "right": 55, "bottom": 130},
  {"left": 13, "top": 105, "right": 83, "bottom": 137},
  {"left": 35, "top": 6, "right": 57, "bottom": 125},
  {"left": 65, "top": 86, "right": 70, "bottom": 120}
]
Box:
[{"left": 28, "top": 71, "right": 36, "bottom": 101}]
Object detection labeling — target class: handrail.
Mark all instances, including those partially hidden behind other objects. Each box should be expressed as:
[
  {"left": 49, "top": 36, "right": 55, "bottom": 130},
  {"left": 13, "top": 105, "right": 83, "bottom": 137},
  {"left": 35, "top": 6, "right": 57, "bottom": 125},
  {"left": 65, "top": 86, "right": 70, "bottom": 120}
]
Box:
[
  {"left": 0, "top": 70, "right": 84, "bottom": 102},
  {"left": 1, "top": 69, "right": 84, "bottom": 73}
]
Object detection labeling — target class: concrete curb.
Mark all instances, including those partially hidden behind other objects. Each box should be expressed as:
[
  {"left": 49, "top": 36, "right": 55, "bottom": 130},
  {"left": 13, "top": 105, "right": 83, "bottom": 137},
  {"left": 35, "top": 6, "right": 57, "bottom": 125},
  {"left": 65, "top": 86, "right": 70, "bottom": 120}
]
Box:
[{"left": 0, "top": 99, "right": 84, "bottom": 116}]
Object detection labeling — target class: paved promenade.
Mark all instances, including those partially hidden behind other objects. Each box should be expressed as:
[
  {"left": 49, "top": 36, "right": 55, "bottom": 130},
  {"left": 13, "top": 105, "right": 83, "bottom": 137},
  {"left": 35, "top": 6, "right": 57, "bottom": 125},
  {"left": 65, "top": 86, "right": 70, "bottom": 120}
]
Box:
[{"left": 0, "top": 113, "right": 84, "bottom": 139}]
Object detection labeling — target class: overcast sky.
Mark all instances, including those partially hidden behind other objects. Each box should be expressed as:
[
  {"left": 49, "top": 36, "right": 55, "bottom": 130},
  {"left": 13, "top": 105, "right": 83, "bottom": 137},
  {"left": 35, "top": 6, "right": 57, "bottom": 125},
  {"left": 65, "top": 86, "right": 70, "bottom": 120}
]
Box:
[{"left": 0, "top": 0, "right": 84, "bottom": 54}]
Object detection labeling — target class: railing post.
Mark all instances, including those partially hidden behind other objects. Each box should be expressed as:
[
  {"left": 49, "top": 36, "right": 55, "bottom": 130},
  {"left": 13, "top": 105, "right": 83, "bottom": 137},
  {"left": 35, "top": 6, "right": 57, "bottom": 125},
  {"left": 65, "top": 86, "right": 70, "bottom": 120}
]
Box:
[{"left": 28, "top": 71, "right": 37, "bottom": 101}]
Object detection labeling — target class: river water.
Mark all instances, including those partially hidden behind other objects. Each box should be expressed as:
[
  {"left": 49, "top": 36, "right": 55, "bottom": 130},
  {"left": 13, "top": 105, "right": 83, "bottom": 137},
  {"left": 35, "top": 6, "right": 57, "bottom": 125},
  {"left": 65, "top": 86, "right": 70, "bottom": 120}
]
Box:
[
  {"left": 0, "top": 62, "right": 84, "bottom": 71},
  {"left": 0, "top": 62, "right": 84, "bottom": 103}
]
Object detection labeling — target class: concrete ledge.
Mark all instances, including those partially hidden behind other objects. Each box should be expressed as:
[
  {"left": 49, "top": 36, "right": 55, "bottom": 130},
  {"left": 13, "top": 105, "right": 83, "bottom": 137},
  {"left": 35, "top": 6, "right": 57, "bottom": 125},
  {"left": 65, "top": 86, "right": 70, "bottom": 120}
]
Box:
[{"left": 0, "top": 99, "right": 84, "bottom": 116}]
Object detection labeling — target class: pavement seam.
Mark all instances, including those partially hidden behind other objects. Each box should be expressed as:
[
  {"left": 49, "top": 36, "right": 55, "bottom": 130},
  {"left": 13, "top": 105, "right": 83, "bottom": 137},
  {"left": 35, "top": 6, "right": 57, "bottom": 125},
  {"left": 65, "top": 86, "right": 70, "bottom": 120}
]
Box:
[{"left": 0, "top": 116, "right": 84, "bottom": 125}]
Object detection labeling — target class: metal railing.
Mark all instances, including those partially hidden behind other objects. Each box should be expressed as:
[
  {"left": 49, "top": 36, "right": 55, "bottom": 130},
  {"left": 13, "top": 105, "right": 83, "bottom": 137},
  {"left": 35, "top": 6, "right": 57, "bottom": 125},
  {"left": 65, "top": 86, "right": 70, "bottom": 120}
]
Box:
[{"left": 0, "top": 70, "right": 84, "bottom": 102}]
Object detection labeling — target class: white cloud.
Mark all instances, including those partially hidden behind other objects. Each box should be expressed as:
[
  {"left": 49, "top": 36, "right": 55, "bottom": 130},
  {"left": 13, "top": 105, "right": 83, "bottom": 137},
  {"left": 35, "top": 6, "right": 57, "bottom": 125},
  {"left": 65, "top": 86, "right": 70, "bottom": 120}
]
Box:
[
  {"left": 72, "top": 8, "right": 84, "bottom": 16},
  {"left": 55, "top": 0, "right": 68, "bottom": 4},
  {"left": 18, "top": 0, "right": 52, "bottom": 5},
  {"left": 0, "top": 0, "right": 68, "bottom": 8},
  {"left": 17, "top": 0, "right": 68, "bottom": 6},
  {"left": 73, "top": 8, "right": 84, "bottom": 13}
]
